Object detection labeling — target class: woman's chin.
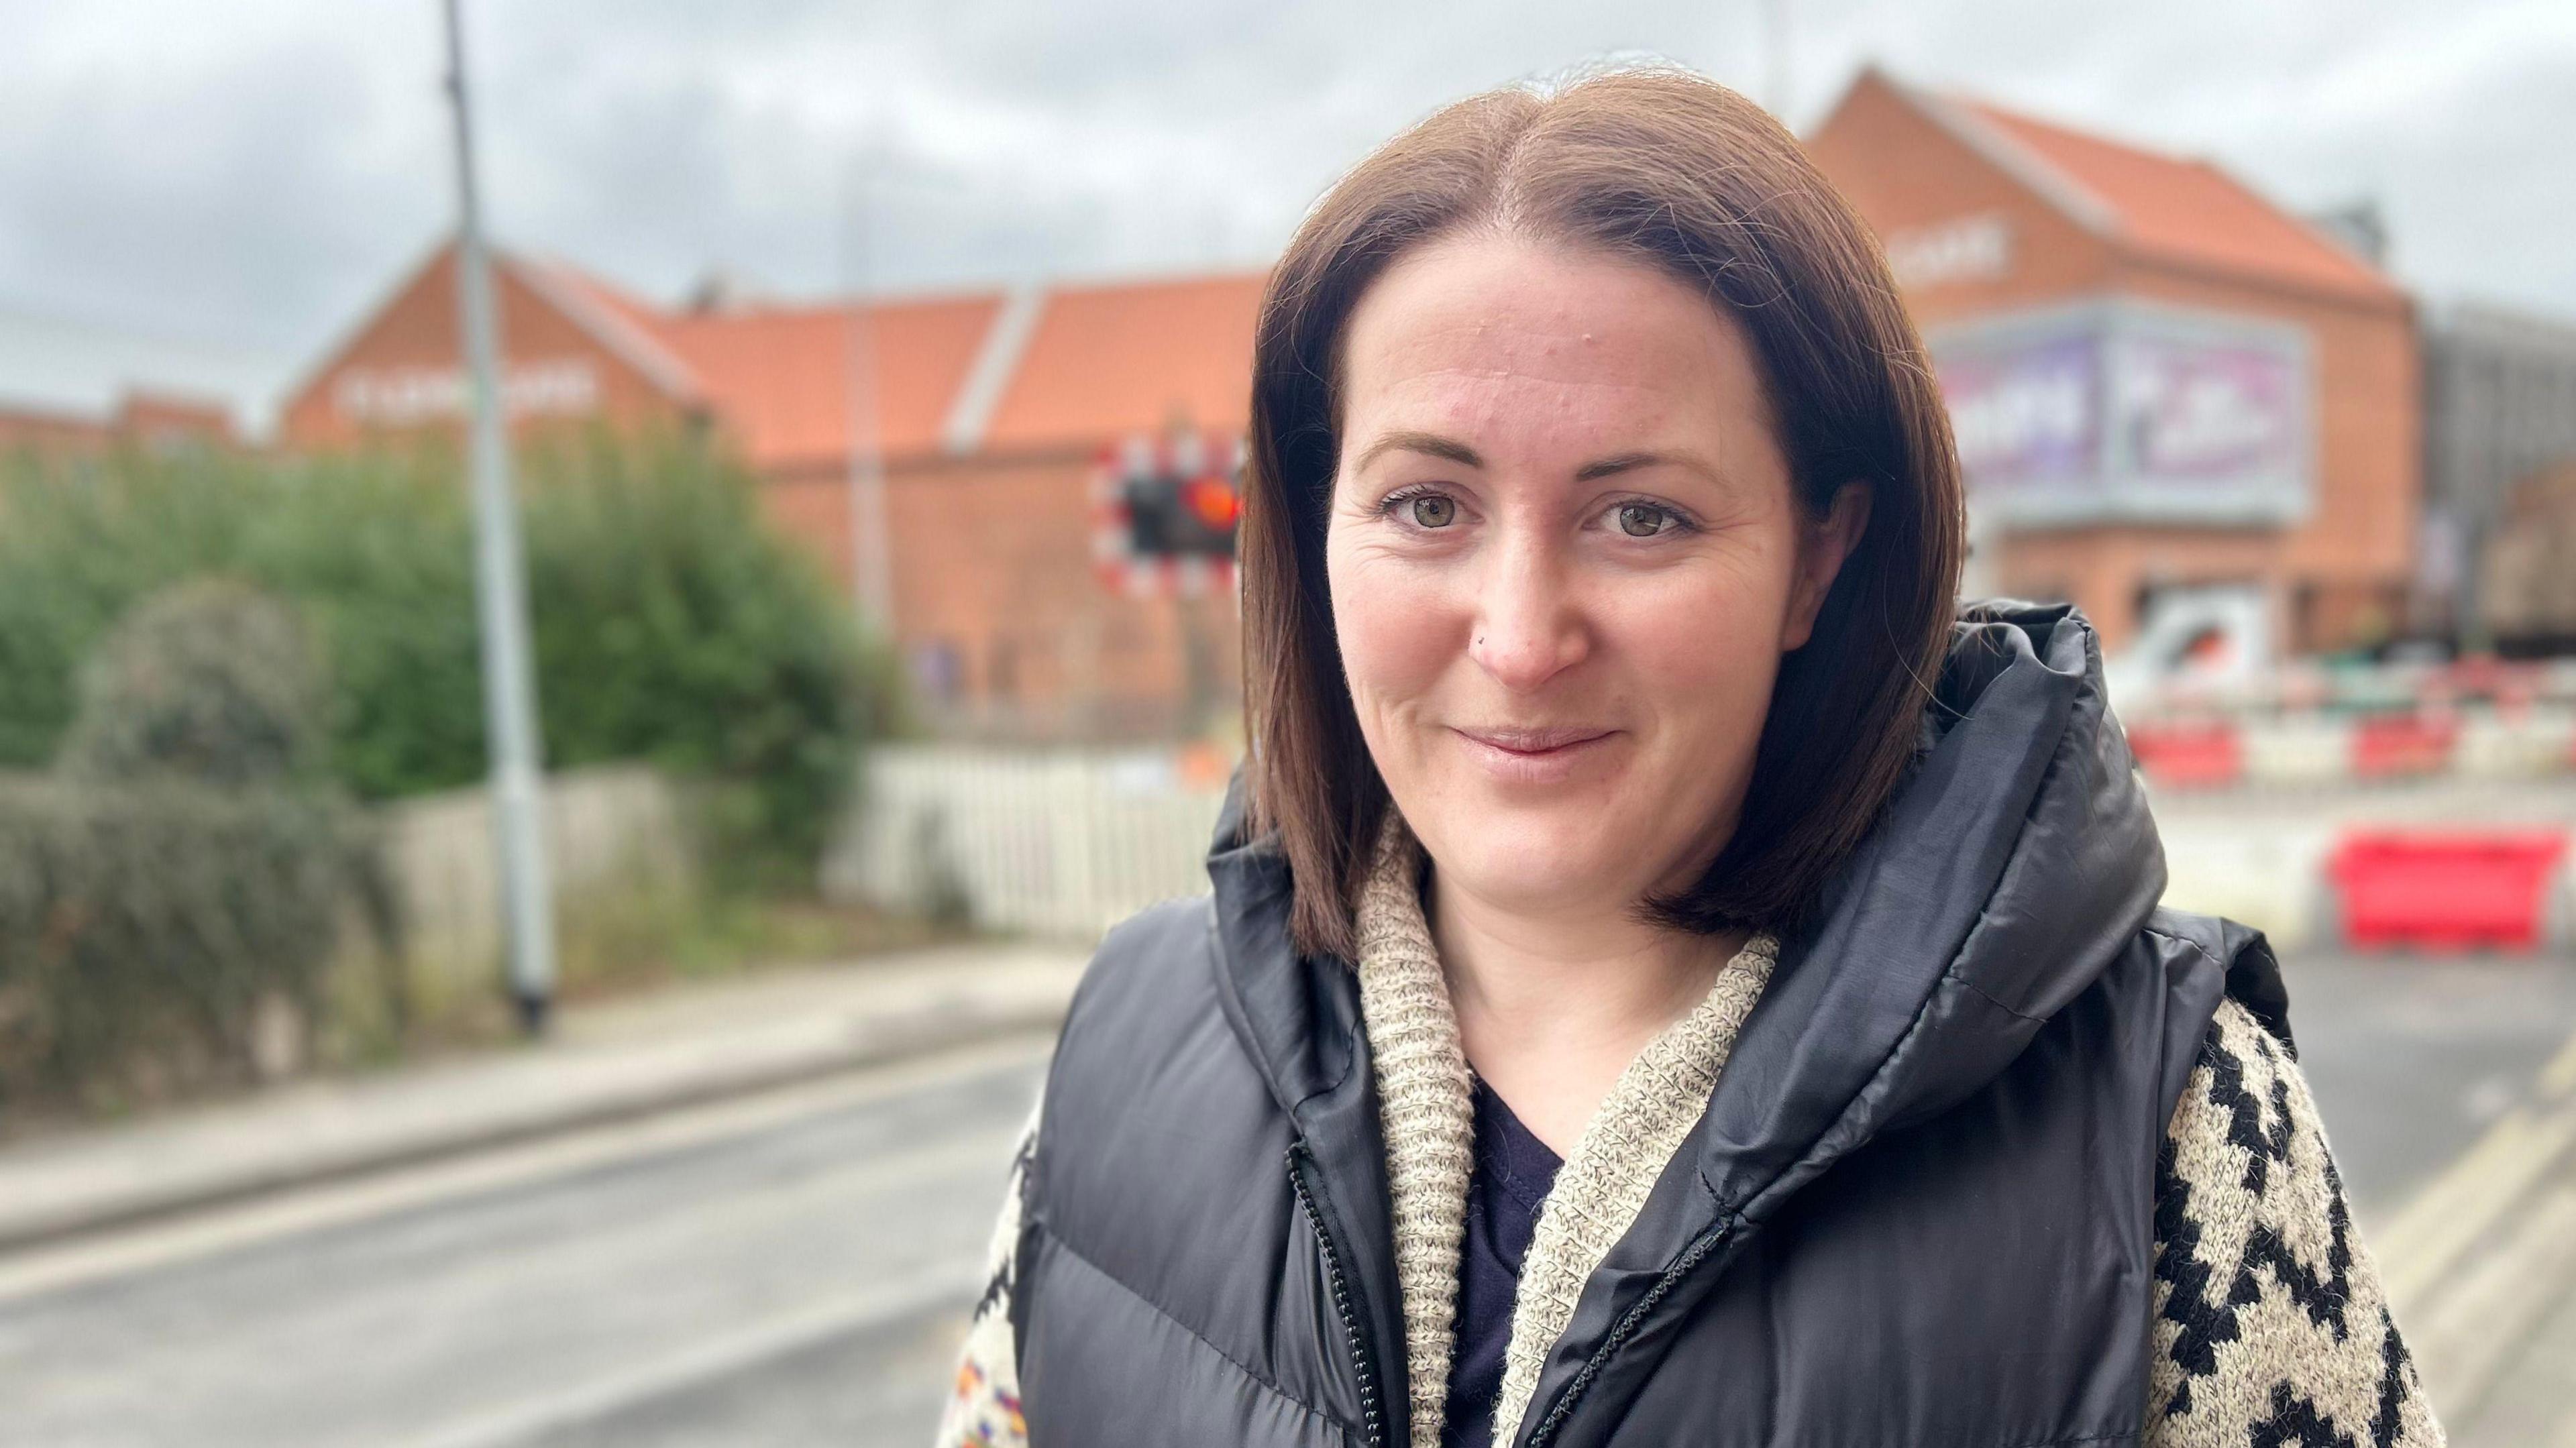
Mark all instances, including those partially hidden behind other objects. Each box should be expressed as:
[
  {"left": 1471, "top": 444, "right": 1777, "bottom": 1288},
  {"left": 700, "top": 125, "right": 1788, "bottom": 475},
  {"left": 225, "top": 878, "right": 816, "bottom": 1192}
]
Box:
[{"left": 1428, "top": 829, "right": 1641, "bottom": 915}]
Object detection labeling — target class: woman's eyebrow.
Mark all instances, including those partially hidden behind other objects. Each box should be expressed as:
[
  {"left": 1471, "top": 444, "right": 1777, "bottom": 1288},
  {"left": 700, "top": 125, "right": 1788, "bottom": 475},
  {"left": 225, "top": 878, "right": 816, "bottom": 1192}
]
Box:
[
  {"left": 1352, "top": 430, "right": 1483, "bottom": 472},
  {"left": 1574, "top": 449, "right": 1721, "bottom": 484}
]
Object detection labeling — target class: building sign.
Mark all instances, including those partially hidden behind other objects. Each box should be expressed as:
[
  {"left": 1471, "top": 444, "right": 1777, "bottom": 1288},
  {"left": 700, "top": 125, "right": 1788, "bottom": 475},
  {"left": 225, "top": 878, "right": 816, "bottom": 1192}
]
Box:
[
  {"left": 2111, "top": 333, "right": 2303, "bottom": 484},
  {"left": 1885, "top": 213, "right": 2014, "bottom": 291},
  {"left": 1941, "top": 331, "right": 2101, "bottom": 490},
  {"left": 332, "top": 359, "right": 602, "bottom": 427},
  {"left": 1931, "top": 299, "right": 2312, "bottom": 527}
]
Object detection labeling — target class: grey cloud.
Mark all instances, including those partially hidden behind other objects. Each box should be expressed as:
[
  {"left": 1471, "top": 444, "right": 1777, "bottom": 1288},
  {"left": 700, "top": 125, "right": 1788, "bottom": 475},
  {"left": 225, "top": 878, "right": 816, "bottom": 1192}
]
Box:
[{"left": 0, "top": 0, "right": 2569, "bottom": 398}]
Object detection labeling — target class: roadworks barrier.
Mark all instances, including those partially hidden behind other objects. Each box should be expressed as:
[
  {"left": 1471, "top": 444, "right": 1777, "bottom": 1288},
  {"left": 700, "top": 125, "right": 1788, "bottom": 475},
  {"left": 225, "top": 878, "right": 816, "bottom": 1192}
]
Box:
[{"left": 2162, "top": 820, "right": 2576, "bottom": 956}]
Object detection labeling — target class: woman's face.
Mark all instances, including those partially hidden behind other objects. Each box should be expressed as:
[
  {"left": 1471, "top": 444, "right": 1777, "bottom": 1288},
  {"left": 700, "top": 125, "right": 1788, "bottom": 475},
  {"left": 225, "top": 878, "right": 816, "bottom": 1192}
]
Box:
[{"left": 1325, "top": 231, "right": 1868, "bottom": 921}]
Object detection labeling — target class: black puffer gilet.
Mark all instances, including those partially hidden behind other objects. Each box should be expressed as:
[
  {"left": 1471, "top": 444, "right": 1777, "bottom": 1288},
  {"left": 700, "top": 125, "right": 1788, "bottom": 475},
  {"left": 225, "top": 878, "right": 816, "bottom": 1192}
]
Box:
[{"left": 1008, "top": 602, "right": 2290, "bottom": 1447}]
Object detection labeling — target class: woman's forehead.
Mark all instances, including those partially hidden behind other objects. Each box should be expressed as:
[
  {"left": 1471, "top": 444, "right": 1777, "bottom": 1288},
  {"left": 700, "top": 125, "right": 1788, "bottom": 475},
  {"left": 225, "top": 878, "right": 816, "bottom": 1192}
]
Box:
[{"left": 1338, "top": 235, "right": 1776, "bottom": 470}]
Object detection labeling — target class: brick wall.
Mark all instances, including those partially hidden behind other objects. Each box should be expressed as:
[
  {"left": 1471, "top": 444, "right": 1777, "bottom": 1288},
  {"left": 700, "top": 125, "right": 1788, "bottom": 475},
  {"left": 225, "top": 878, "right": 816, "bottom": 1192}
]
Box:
[
  {"left": 1808, "top": 72, "right": 2422, "bottom": 655},
  {"left": 278, "top": 246, "right": 692, "bottom": 451},
  {"left": 765, "top": 449, "right": 1243, "bottom": 743}
]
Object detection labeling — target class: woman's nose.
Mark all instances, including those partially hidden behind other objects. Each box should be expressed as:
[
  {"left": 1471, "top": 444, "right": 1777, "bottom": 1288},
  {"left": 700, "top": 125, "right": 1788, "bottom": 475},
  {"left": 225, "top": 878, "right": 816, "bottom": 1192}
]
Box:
[{"left": 1467, "top": 541, "right": 1590, "bottom": 691}]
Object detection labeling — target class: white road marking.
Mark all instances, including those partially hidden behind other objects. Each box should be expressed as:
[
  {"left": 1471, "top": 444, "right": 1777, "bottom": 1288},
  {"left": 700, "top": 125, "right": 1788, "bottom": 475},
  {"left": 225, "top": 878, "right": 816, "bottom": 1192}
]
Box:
[
  {"left": 2544, "top": 1019, "right": 2576, "bottom": 1099},
  {"left": 2375, "top": 1009, "right": 2576, "bottom": 1431},
  {"left": 2376, "top": 1011, "right": 2576, "bottom": 1315},
  {"left": 2408, "top": 1184, "right": 2576, "bottom": 1415}
]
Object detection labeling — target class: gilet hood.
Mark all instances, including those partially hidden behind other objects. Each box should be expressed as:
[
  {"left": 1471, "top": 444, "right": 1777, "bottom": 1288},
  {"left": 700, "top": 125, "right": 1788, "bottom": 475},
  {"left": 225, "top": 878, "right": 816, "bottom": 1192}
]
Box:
[{"left": 1210, "top": 600, "right": 2164, "bottom": 1173}]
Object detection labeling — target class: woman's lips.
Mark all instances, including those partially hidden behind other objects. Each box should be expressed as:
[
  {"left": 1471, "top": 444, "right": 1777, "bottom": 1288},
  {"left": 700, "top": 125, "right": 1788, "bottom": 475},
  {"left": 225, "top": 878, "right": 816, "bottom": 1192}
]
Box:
[{"left": 1451, "top": 726, "right": 1619, "bottom": 783}]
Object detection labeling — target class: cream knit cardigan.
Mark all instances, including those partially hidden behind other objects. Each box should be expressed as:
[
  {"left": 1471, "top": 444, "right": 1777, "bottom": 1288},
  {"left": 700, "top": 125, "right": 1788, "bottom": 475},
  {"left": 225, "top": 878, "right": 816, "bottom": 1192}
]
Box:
[
  {"left": 1352, "top": 813, "right": 1776, "bottom": 1447},
  {"left": 932, "top": 818, "right": 2445, "bottom": 1448}
]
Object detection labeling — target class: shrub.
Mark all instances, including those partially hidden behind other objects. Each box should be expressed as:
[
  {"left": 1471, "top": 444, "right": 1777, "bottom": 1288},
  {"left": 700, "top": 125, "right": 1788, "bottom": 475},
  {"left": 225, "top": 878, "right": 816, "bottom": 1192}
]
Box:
[
  {"left": 0, "top": 778, "right": 373, "bottom": 1108},
  {"left": 519, "top": 429, "right": 885, "bottom": 882},
  {"left": 57, "top": 577, "right": 329, "bottom": 788},
  {"left": 0, "top": 444, "right": 477, "bottom": 795},
  {"left": 0, "top": 430, "right": 892, "bottom": 879},
  {"left": 0, "top": 581, "right": 390, "bottom": 1109}
]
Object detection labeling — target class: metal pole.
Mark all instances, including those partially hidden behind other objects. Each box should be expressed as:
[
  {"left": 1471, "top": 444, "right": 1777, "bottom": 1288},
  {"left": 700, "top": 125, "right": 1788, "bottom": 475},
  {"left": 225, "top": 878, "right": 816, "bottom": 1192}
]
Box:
[
  {"left": 1762, "top": 0, "right": 1793, "bottom": 120},
  {"left": 842, "top": 158, "right": 896, "bottom": 637},
  {"left": 442, "top": 0, "right": 556, "bottom": 1036}
]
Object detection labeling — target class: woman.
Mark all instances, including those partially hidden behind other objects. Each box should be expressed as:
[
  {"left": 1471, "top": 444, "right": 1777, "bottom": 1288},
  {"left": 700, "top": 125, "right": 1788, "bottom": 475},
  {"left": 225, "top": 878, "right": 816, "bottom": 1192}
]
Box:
[{"left": 938, "top": 67, "right": 2442, "bottom": 1448}]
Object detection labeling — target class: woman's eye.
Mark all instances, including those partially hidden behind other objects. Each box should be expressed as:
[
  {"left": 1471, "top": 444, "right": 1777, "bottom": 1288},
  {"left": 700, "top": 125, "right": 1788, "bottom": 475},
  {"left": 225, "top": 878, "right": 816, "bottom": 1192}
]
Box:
[
  {"left": 1408, "top": 495, "right": 1456, "bottom": 528},
  {"left": 1615, "top": 502, "right": 1673, "bottom": 537}
]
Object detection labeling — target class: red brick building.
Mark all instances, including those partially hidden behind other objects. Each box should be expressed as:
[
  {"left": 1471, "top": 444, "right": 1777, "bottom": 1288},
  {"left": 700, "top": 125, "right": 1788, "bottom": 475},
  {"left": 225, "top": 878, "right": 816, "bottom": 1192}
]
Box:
[
  {"left": 0, "top": 393, "right": 242, "bottom": 457},
  {"left": 0, "top": 302, "right": 293, "bottom": 459},
  {"left": 1809, "top": 68, "right": 2420, "bottom": 654},
  {"left": 278, "top": 242, "right": 1260, "bottom": 741},
  {"left": 283, "top": 77, "right": 2421, "bottom": 737}
]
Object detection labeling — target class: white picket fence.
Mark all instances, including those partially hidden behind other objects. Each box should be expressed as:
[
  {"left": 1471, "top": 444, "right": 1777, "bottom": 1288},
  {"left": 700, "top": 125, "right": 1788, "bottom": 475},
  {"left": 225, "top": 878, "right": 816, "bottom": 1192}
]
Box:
[
  {"left": 378, "top": 763, "right": 692, "bottom": 993},
  {"left": 825, "top": 746, "right": 1234, "bottom": 942}
]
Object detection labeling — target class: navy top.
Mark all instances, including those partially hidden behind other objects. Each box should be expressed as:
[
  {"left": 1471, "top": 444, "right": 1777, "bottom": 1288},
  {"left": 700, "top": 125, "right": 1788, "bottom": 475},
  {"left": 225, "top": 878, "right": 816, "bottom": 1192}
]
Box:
[{"left": 1442, "top": 1075, "right": 1564, "bottom": 1448}]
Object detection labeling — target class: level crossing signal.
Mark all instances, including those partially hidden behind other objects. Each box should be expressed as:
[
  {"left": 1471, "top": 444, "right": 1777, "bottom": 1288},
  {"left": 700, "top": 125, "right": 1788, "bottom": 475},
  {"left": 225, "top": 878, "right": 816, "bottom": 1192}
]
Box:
[{"left": 1092, "top": 431, "right": 1243, "bottom": 598}]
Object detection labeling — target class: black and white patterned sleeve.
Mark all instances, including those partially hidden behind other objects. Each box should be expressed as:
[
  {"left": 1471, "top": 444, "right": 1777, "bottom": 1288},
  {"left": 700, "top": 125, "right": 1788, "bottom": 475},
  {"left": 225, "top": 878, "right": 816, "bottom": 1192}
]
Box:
[
  {"left": 930, "top": 1096, "right": 1038, "bottom": 1448},
  {"left": 2145, "top": 996, "right": 2445, "bottom": 1447}
]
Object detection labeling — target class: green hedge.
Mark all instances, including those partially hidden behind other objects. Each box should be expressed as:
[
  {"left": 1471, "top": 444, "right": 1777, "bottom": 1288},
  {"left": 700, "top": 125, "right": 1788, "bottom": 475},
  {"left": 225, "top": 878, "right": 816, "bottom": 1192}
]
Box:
[{"left": 0, "top": 429, "right": 896, "bottom": 879}]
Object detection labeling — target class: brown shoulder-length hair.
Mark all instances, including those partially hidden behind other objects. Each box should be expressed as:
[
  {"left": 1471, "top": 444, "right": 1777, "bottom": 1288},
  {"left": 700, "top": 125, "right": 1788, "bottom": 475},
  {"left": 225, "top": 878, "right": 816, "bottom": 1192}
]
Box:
[{"left": 1240, "top": 65, "right": 1964, "bottom": 962}]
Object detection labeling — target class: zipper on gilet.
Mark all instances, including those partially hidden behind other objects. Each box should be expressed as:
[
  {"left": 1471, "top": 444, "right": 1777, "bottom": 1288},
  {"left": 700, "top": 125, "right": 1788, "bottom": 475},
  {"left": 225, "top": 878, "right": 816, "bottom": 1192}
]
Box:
[
  {"left": 1519, "top": 1219, "right": 1737, "bottom": 1448},
  {"left": 1286, "top": 1142, "right": 1389, "bottom": 1448}
]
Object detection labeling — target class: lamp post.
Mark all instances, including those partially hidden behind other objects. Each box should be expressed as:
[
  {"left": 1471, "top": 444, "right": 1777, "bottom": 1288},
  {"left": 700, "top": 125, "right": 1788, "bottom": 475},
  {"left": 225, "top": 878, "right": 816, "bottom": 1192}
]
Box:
[
  {"left": 1762, "top": 0, "right": 1792, "bottom": 119},
  {"left": 843, "top": 154, "right": 896, "bottom": 638},
  {"left": 441, "top": 0, "right": 557, "bottom": 1036}
]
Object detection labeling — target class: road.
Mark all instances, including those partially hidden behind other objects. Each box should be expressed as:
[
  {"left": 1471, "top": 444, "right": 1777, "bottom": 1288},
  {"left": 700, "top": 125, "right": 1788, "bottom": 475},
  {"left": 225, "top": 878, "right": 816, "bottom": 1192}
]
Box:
[
  {"left": 0, "top": 1038, "right": 1048, "bottom": 1448},
  {"left": 2, "top": 952, "right": 2573, "bottom": 1447},
  {"left": 2291, "top": 950, "right": 2576, "bottom": 1219}
]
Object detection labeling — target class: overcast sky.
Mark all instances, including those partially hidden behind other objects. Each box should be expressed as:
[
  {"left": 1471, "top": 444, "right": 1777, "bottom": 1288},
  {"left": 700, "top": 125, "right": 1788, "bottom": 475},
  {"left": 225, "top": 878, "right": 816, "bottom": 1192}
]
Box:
[{"left": 3, "top": 0, "right": 2571, "bottom": 389}]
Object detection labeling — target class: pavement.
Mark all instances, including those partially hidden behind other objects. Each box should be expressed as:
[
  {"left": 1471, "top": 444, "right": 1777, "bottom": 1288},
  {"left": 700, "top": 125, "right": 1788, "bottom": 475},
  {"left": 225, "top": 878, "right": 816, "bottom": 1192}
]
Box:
[{"left": 0, "top": 941, "right": 1089, "bottom": 1256}]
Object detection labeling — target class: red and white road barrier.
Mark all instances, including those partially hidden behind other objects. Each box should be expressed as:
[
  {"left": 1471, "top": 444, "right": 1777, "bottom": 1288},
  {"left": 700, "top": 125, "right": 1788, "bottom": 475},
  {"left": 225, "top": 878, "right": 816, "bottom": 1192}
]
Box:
[
  {"left": 2123, "top": 708, "right": 2576, "bottom": 791},
  {"left": 2125, "top": 721, "right": 2245, "bottom": 788},
  {"left": 2131, "top": 657, "right": 2576, "bottom": 719}
]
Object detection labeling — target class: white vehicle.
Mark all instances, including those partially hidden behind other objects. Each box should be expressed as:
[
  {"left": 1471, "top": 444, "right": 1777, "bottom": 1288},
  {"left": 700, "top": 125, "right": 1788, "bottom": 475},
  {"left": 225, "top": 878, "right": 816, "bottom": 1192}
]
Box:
[{"left": 2102, "top": 583, "right": 2273, "bottom": 713}]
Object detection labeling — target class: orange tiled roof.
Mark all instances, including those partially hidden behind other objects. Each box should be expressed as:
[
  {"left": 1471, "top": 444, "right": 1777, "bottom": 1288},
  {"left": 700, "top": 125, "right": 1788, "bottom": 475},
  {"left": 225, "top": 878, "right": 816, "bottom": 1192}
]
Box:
[
  {"left": 979, "top": 272, "right": 1265, "bottom": 451},
  {"left": 508, "top": 253, "right": 709, "bottom": 403},
  {"left": 470, "top": 247, "right": 1267, "bottom": 467},
  {"left": 1952, "top": 97, "right": 2402, "bottom": 304},
  {"left": 653, "top": 294, "right": 1002, "bottom": 470}
]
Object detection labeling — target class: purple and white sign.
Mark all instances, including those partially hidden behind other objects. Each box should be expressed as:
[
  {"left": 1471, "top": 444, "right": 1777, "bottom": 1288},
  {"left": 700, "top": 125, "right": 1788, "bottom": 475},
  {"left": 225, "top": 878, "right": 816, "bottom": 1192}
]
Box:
[
  {"left": 1941, "top": 332, "right": 2102, "bottom": 492},
  {"left": 2108, "top": 334, "right": 2302, "bottom": 484},
  {"left": 1930, "top": 299, "right": 2312, "bottom": 527}
]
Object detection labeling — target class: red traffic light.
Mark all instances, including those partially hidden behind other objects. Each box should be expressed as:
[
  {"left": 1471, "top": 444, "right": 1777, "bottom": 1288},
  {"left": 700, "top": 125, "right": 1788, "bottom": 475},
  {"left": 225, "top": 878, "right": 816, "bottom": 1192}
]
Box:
[{"left": 1181, "top": 475, "right": 1239, "bottom": 532}]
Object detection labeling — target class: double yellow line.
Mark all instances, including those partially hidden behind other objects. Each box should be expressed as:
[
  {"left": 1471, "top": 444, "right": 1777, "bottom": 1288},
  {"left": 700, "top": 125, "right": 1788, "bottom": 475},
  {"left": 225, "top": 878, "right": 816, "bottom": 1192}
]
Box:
[{"left": 2376, "top": 1020, "right": 2576, "bottom": 1427}]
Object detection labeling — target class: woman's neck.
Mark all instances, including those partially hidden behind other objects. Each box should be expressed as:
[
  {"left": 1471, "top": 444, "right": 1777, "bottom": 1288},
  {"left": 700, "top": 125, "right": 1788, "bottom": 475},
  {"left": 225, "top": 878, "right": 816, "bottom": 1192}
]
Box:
[{"left": 1428, "top": 870, "right": 1750, "bottom": 1157}]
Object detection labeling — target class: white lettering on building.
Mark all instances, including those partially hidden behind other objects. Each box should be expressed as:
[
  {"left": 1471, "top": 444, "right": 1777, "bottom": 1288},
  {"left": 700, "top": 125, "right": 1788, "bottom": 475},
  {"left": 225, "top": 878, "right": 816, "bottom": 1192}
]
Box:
[
  {"left": 333, "top": 359, "right": 601, "bottom": 425},
  {"left": 1886, "top": 213, "right": 2014, "bottom": 291}
]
